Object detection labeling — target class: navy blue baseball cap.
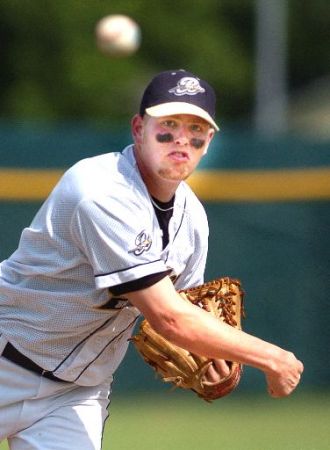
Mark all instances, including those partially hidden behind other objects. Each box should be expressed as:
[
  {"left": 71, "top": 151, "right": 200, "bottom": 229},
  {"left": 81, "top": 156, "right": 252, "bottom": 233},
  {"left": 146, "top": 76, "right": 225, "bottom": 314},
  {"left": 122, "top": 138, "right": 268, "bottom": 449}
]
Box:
[{"left": 139, "top": 69, "right": 219, "bottom": 131}]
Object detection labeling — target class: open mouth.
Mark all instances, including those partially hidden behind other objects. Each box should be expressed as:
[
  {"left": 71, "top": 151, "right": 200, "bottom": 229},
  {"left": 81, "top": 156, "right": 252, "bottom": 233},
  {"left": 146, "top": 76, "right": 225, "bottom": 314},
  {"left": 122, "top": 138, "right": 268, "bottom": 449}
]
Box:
[{"left": 168, "top": 151, "right": 189, "bottom": 161}]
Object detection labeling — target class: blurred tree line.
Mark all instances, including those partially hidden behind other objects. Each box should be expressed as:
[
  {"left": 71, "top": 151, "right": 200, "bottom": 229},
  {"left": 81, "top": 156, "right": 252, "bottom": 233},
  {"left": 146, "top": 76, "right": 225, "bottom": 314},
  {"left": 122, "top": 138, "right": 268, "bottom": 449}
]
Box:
[{"left": 0, "top": 0, "right": 329, "bottom": 126}]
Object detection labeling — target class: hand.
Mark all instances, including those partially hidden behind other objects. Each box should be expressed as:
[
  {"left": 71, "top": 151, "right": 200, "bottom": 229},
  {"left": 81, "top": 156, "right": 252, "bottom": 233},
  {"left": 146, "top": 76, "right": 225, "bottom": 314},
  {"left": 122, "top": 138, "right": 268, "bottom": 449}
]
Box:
[
  {"left": 204, "top": 359, "right": 231, "bottom": 385},
  {"left": 265, "top": 351, "right": 304, "bottom": 398}
]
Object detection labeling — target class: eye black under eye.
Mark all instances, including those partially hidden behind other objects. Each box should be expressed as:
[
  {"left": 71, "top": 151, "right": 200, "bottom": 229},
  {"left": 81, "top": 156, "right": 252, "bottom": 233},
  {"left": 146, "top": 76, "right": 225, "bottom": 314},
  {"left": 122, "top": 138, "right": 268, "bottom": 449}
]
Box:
[
  {"left": 156, "top": 133, "right": 174, "bottom": 143},
  {"left": 190, "top": 138, "right": 205, "bottom": 149}
]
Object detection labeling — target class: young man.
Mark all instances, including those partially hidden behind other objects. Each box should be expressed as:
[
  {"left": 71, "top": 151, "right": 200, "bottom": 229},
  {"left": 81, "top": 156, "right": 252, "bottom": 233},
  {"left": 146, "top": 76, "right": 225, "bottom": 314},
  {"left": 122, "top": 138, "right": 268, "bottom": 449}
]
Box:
[{"left": 0, "top": 69, "right": 303, "bottom": 449}]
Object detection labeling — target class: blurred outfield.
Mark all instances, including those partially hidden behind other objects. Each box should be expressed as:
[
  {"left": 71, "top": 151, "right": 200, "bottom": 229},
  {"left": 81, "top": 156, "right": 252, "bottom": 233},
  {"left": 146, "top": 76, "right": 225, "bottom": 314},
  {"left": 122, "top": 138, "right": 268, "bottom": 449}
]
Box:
[{"left": 0, "top": 391, "right": 329, "bottom": 450}]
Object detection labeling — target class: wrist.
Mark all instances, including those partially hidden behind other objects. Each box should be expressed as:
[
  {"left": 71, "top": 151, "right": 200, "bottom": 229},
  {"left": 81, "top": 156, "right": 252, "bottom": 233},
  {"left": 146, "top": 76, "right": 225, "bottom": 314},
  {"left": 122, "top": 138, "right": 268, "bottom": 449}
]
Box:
[{"left": 262, "top": 346, "right": 289, "bottom": 376}]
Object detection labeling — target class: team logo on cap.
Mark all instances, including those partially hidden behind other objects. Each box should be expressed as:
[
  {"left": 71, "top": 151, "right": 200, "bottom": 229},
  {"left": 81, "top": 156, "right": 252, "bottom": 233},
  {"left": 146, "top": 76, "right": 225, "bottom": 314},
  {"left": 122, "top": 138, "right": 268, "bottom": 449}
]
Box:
[
  {"left": 129, "top": 230, "right": 152, "bottom": 255},
  {"left": 169, "top": 77, "right": 205, "bottom": 96}
]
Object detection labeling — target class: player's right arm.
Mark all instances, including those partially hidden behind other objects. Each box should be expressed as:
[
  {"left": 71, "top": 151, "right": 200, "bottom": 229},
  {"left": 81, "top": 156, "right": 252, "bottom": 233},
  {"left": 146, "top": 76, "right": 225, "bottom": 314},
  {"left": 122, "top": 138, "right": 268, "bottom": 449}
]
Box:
[{"left": 125, "top": 276, "right": 304, "bottom": 398}]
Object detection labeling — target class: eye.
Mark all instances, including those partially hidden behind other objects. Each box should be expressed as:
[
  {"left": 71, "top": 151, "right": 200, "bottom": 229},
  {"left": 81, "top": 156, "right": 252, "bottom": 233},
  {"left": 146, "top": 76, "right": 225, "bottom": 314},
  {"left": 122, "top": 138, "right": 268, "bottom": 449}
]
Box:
[
  {"left": 160, "top": 119, "right": 178, "bottom": 129},
  {"left": 189, "top": 123, "right": 208, "bottom": 134}
]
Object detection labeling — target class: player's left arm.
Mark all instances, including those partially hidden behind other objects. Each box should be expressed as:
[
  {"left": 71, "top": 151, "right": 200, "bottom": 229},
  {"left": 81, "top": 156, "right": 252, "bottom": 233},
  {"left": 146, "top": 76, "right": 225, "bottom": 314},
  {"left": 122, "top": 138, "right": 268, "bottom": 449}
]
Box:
[{"left": 125, "top": 276, "right": 303, "bottom": 397}]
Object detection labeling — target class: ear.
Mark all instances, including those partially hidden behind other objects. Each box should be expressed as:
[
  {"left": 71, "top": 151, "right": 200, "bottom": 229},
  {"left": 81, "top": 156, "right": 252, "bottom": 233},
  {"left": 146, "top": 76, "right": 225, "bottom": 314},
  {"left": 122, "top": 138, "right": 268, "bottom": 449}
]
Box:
[
  {"left": 131, "top": 114, "right": 144, "bottom": 144},
  {"left": 203, "top": 128, "right": 216, "bottom": 155}
]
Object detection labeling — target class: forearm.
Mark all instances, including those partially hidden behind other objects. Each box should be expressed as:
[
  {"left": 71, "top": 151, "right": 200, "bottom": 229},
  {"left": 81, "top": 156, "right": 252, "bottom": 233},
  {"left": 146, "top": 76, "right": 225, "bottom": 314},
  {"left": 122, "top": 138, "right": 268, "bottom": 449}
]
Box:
[
  {"left": 152, "top": 299, "right": 302, "bottom": 398},
  {"left": 158, "top": 301, "right": 285, "bottom": 375},
  {"left": 127, "top": 276, "right": 303, "bottom": 397},
  {"left": 129, "top": 280, "right": 282, "bottom": 374}
]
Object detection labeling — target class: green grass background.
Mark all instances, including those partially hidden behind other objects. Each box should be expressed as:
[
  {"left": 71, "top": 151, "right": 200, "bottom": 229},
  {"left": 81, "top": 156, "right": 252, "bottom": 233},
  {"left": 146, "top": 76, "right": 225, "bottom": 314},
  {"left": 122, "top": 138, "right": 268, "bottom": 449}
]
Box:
[{"left": 1, "top": 390, "right": 329, "bottom": 450}]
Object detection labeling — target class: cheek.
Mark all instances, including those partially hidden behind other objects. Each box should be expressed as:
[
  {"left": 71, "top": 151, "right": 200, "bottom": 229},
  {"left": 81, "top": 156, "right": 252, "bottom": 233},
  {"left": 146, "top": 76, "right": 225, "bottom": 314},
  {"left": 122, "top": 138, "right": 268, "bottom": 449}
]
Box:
[{"left": 190, "top": 138, "right": 205, "bottom": 149}]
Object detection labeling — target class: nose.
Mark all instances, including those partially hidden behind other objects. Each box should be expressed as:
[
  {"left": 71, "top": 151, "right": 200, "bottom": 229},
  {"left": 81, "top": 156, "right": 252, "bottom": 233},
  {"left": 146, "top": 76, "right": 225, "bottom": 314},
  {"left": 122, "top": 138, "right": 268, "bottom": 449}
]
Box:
[{"left": 174, "top": 126, "right": 189, "bottom": 146}]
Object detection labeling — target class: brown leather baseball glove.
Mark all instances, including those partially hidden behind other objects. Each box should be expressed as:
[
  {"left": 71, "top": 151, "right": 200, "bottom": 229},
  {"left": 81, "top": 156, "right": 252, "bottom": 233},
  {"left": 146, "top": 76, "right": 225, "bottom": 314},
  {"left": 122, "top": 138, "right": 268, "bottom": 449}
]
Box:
[{"left": 132, "top": 277, "right": 245, "bottom": 402}]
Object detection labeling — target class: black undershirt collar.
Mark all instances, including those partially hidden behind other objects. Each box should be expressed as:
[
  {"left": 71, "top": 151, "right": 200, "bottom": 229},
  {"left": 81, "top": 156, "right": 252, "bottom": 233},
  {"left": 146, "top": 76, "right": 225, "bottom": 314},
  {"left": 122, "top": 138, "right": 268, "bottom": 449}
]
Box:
[{"left": 151, "top": 196, "right": 174, "bottom": 249}]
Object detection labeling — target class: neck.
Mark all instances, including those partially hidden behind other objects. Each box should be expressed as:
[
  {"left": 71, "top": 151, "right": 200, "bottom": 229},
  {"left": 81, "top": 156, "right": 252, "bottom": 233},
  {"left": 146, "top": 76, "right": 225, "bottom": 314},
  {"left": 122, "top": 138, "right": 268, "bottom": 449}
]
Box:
[
  {"left": 145, "top": 177, "right": 178, "bottom": 202},
  {"left": 134, "top": 147, "right": 179, "bottom": 202}
]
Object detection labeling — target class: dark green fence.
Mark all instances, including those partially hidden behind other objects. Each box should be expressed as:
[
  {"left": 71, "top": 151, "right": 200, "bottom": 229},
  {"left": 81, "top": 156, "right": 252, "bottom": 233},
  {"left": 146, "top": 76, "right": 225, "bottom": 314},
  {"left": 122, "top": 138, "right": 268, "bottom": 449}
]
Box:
[{"left": 1, "top": 122, "right": 329, "bottom": 393}]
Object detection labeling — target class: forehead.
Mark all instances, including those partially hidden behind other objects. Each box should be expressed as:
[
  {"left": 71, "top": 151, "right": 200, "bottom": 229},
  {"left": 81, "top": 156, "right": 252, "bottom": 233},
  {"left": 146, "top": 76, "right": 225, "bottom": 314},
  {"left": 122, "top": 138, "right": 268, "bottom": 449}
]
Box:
[{"left": 147, "top": 113, "right": 210, "bottom": 126}]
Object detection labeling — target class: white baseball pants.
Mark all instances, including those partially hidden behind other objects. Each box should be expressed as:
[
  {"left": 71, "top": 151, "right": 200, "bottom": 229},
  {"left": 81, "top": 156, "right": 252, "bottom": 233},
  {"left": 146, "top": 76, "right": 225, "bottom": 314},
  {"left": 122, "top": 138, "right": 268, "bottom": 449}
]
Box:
[{"left": 0, "top": 336, "right": 111, "bottom": 450}]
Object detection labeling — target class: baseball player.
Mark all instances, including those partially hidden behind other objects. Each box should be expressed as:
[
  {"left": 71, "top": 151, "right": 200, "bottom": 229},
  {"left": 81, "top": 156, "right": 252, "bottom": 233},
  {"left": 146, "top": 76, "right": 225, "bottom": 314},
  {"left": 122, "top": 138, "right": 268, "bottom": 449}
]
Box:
[{"left": 0, "top": 69, "right": 303, "bottom": 449}]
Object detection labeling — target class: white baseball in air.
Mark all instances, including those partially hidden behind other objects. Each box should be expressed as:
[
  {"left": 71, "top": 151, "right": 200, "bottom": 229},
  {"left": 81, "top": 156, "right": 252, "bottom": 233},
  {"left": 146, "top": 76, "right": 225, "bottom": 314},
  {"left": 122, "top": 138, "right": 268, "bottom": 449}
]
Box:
[{"left": 95, "top": 14, "right": 141, "bottom": 57}]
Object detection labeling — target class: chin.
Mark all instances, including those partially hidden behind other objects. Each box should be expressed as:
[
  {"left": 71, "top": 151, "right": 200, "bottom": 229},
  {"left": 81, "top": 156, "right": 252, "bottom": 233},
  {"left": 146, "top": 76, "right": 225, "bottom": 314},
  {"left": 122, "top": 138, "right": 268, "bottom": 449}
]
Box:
[{"left": 158, "top": 167, "right": 191, "bottom": 181}]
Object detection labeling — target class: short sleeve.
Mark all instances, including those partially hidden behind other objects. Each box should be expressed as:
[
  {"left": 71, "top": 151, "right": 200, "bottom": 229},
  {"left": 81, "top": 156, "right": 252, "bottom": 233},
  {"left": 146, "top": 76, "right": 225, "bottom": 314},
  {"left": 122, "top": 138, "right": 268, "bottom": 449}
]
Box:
[{"left": 70, "top": 196, "right": 167, "bottom": 289}]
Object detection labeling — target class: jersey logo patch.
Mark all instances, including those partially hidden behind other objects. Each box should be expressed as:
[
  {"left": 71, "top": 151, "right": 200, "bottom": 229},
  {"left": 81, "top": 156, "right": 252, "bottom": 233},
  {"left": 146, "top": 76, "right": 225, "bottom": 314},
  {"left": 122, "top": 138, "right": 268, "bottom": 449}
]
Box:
[
  {"left": 168, "top": 77, "right": 205, "bottom": 96},
  {"left": 129, "top": 230, "right": 152, "bottom": 255}
]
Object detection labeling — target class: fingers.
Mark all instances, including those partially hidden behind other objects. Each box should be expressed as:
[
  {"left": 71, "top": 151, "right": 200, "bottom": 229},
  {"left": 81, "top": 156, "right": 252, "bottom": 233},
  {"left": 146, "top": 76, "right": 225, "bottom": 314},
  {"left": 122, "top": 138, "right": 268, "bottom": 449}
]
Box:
[
  {"left": 213, "top": 359, "right": 231, "bottom": 378},
  {"left": 268, "top": 379, "right": 299, "bottom": 398},
  {"left": 266, "top": 357, "right": 304, "bottom": 398},
  {"left": 204, "top": 359, "right": 231, "bottom": 384},
  {"left": 205, "top": 363, "right": 222, "bottom": 384}
]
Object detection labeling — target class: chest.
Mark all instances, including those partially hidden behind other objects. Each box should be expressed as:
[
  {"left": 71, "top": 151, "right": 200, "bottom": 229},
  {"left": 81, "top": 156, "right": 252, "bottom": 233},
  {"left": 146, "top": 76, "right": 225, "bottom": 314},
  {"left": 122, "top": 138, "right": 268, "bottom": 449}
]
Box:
[{"left": 152, "top": 207, "right": 195, "bottom": 276}]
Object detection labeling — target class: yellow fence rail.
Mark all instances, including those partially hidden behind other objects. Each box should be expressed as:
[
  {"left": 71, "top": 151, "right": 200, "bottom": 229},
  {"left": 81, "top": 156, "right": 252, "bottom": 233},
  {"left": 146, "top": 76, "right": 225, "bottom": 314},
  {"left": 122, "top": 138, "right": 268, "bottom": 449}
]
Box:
[{"left": 1, "top": 167, "right": 330, "bottom": 201}]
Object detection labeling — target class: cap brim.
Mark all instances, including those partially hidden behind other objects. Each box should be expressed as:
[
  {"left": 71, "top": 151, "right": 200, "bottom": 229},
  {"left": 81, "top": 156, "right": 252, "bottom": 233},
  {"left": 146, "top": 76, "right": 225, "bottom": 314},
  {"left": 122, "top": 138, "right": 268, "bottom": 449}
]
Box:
[{"left": 145, "top": 102, "right": 219, "bottom": 131}]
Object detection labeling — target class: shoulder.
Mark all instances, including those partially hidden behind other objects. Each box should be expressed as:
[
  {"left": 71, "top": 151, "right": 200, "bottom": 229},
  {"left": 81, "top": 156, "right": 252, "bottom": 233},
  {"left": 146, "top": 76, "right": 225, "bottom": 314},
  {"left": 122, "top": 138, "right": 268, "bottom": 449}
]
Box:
[
  {"left": 179, "top": 182, "right": 207, "bottom": 219},
  {"left": 68, "top": 148, "right": 154, "bottom": 220},
  {"left": 66, "top": 150, "right": 125, "bottom": 185},
  {"left": 177, "top": 182, "right": 208, "bottom": 236},
  {"left": 61, "top": 145, "right": 144, "bottom": 200},
  {"left": 41, "top": 145, "right": 152, "bottom": 224}
]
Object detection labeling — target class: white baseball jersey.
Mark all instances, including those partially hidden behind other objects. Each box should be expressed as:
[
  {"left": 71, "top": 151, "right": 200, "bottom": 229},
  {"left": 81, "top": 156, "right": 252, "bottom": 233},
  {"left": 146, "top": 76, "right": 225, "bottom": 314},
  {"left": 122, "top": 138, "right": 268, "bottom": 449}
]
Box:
[{"left": 0, "top": 145, "right": 209, "bottom": 386}]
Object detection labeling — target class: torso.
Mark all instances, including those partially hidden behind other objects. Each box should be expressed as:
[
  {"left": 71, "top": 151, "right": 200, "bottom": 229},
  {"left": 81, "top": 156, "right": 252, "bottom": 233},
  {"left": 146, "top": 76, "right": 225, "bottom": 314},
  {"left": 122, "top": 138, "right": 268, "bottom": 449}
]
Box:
[{"left": 0, "top": 145, "right": 208, "bottom": 385}]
